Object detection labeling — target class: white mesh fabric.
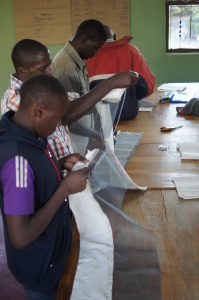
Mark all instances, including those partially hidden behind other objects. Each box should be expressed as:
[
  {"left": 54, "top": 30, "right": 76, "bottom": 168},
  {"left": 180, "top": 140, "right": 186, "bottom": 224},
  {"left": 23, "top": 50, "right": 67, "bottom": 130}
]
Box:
[{"left": 68, "top": 92, "right": 161, "bottom": 299}]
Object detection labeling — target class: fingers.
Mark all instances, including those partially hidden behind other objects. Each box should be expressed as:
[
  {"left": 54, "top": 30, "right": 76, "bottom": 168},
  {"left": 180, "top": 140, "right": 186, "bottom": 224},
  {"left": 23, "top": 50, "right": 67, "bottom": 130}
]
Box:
[
  {"left": 63, "top": 154, "right": 88, "bottom": 171},
  {"left": 62, "top": 167, "right": 89, "bottom": 195},
  {"left": 81, "top": 167, "right": 90, "bottom": 179},
  {"left": 131, "top": 71, "right": 139, "bottom": 78},
  {"left": 71, "top": 153, "right": 88, "bottom": 164},
  {"left": 130, "top": 71, "right": 139, "bottom": 86},
  {"left": 131, "top": 76, "right": 138, "bottom": 86},
  {"left": 112, "top": 71, "right": 138, "bottom": 88}
]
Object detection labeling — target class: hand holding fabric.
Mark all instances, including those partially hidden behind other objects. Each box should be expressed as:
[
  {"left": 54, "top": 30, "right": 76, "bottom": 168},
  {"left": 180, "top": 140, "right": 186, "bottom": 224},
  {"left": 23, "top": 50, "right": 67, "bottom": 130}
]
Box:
[{"left": 59, "top": 153, "right": 88, "bottom": 171}]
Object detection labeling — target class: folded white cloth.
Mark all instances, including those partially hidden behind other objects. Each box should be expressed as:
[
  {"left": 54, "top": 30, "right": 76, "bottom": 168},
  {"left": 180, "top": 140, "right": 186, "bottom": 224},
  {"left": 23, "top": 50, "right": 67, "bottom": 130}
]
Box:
[
  {"left": 157, "top": 83, "right": 186, "bottom": 92},
  {"left": 70, "top": 150, "right": 113, "bottom": 299},
  {"left": 173, "top": 175, "right": 199, "bottom": 199},
  {"left": 139, "top": 107, "right": 153, "bottom": 111},
  {"left": 177, "top": 142, "right": 199, "bottom": 160}
]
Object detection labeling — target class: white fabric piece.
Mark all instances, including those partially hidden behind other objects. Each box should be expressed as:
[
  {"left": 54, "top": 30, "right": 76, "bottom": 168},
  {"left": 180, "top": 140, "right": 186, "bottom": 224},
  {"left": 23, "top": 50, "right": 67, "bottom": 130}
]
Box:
[
  {"left": 177, "top": 142, "right": 199, "bottom": 160},
  {"left": 139, "top": 107, "right": 153, "bottom": 111},
  {"left": 102, "top": 88, "right": 126, "bottom": 103},
  {"left": 95, "top": 101, "right": 147, "bottom": 191},
  {"left": 114, "top": 131, "right": 143, "bottom": 168},
  {"left": 69, "top": 182, "right": 113, "bottom": 300},
  {"left": 89, "top": 74, "right": 126, "bottom": 103},
  {"left": 173, "top": 175, "right": 199, "bottom": 199},
  {"left": 67, "top": 91, "right": 160, "bottom": 298},
  {"left": 70, "top": 114, "right": 91, "bottom": 155},
  {"left": 105, "top": 139, "right": 146, "bottom": 190},
  {"left": 96, "top": 101, "right": 114, "bottom": 151},
  {"left": 157, "top": 83, "right": 187, "bottom": 92},
  {"left": 69, "top": 151, "right": 114, "bottom": 300}
]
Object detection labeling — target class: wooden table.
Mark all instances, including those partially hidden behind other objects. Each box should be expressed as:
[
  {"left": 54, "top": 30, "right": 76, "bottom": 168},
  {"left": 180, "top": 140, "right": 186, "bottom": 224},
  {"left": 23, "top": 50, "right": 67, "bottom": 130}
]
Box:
[
  {"left": 119, "top": 83, "right": 199, "bottom": 189},
  {"left": 118, "top": 83, "right": 199, "bottom": 300},
  {"left": 57, "top": 83, "right": 199, "bottom": 300}
]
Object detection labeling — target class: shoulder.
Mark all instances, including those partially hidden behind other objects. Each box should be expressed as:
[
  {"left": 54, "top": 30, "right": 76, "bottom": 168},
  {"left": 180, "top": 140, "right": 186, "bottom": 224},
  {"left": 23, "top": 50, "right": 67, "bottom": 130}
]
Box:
[
  {"left": 127, "top": 43, "right": 143, "bottom": 57},
  {"left": 52, "top": 50, "right": 76, "bottom": 77},
  {"left": 53, "top": 43, "right": 73, "bottom": 63},
  {"left": 0, "top": 156, "right": 34, "bottom": 189},
  {"left": 52, "top": 60, "right": 77, "bottom": 79}
]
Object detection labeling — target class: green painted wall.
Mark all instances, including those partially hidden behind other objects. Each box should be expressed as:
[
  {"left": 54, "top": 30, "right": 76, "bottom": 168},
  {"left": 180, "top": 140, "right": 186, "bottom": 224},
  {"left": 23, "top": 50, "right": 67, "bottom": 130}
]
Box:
[
  {"left": 131, "top": 0, "right": 199, "bottom": 83},
  {"left": 1, "top": 0, "right": 199, "bottom": 103}
]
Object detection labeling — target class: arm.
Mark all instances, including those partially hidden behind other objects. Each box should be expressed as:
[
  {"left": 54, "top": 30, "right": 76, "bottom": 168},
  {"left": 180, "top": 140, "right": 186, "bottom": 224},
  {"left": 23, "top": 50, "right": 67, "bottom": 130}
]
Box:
[
  {"left": 3, "top": 157, "right": 89, "bottom": 249},
  {"left": 63, "top": 71, "right": 138, "bottom": 126}
]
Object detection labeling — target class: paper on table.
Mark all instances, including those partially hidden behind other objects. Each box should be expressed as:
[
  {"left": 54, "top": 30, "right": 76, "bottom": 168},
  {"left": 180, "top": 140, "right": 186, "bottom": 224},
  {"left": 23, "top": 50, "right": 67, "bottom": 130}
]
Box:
[
  {"left": 157, "top": 83, "right": 186, "bottom": 92},
  {"left": 173, "top": 175, "right": 199, "bottom": 199},
  {"left": 178, "top": 142, "right": 199, "bottom": 159},
  {"left": 170, "top": 86, "right": 197, "bottom": 103},
  {"left": 139, "top": 107, "right": 153, "bottom": 111}
]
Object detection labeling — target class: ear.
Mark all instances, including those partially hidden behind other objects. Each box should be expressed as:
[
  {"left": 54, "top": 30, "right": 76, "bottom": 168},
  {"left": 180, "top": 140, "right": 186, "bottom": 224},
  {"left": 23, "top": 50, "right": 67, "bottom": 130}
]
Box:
[
  {"left": 81, "top": 35, "right": 88, "bottom": 45},
  {"left": 18, "top": 66, "right": 28, "bottom": 78},
  {"left": 34, "top": 104, "right": 46, "bottom": 118}
]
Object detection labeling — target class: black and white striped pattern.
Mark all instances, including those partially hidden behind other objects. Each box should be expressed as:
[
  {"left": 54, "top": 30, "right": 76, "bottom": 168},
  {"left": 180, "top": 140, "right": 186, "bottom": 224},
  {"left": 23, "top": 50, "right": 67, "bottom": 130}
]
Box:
[{"left": 15, "top": 156, "right": 28, "bottom": 188}]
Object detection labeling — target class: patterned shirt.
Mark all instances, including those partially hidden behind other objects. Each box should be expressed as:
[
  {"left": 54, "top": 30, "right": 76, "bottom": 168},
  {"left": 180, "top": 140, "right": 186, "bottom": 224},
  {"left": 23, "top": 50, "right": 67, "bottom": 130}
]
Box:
[
  {"left": 1, "top": 74, "right": 73, "bottom": 167},
  {"left": 48, "top": 125, "right": 73, "bottom": 160},
  {"left": 1, "top": 74, "right": 21, "bottom": 115}
]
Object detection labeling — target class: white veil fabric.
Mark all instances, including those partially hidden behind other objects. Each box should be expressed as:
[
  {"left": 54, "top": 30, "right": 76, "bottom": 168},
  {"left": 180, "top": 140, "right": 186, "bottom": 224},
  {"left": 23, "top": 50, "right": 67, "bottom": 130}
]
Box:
[{"left": 68, "top": 89, "right": 161, "bottom": 299}]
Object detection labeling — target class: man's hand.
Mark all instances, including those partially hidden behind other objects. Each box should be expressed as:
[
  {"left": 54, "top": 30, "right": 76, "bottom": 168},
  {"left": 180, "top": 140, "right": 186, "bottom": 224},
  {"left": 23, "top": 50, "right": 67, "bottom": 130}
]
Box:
[
  {"left": 63, "top": 70, "right": 138, "bottom": 126},
  {"left": 108, "top": 71, "right": 138, "bottom": 89},
  {"left": 6, "top": 166, "right": 89, "bottom": 249},
  {"left": 59, "top": 153, "right": 88, "bottom": 171},
  {"left": 60, "top": 167, "right": 89, "bottom": 195}
]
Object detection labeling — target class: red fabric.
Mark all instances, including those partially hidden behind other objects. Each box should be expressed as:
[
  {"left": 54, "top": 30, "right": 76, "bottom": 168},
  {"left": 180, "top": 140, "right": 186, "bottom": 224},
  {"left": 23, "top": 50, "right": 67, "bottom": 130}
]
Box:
[{"left": 86, "top": 36, "right": 155, "bottom": 96}]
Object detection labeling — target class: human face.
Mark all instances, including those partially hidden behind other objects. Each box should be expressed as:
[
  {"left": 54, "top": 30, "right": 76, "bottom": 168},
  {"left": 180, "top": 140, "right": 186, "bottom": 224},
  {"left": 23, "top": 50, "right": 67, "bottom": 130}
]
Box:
[
  {"left": 35, "top": 97, "right": 68, "bottom": 138},
  {"left": 24, "top": 50, "right": 53, "bottom": 78},
  {"left": 80, "top": 38, "right": 105, "bottom": 60}
]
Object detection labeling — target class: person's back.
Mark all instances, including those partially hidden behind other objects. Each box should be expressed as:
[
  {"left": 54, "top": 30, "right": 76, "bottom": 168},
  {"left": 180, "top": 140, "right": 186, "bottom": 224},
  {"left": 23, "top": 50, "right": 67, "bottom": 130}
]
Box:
[{"left": 86, "top": 25, "right": 156, "bottom": 120}]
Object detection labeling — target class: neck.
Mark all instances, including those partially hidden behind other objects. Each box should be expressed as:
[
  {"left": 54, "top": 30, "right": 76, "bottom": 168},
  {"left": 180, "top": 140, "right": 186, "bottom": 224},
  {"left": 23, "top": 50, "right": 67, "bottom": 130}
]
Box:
[
  {"left": 14, "top": 73, "right": 24, "bottom": 82},
  {"left": 70, "top": 39, "right": 77, "bottom": 51},
  {"left": 12, "top": 110, "right": 35, "bottom": 136},
  {"left": 70, "top": 39, "right": 83, "bottom": 58}
]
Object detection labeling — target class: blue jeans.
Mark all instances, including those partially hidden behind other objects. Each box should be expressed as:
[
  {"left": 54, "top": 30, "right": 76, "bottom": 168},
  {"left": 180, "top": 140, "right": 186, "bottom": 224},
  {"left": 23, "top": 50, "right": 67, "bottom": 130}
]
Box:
[{"left": 24, "top": 287, "right": 57, "bottom": 300}]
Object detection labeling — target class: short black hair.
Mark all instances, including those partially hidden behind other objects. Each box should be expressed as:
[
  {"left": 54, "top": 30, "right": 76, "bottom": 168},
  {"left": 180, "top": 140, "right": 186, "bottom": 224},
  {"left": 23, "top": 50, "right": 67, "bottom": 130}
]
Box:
[
  {"left": 11, "top": 39, "right": 49, "bottom": 71},
  {"left": 19, "top": 74, "right": 67, "bottom": 110},
  {"left": 103, "top": 25, "right": 115, "bottom": 40},
  {"left": 74, "top": 19, "right": 107, "bottom": 42}
]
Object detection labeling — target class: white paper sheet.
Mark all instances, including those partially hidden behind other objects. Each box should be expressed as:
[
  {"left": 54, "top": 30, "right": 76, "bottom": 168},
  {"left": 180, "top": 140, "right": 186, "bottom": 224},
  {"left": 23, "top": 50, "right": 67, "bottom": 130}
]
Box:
[
  {"left": 157, "top": 83, "right": 186, "bottom": 92},
  {"left": 139, "top": 107, "right": 153, "bottom": 111},
  {"left": 178, "top": 142, "right": 199, "bottom": 159},
  {"left": 173, "top": 175, "right": 199, "bottom": 199}
]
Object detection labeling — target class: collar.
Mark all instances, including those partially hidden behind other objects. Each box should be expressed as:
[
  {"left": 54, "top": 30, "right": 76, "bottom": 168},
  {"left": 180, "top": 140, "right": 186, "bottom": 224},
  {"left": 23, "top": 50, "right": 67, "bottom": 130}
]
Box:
[
  {"left": 64, "top": 42, "right": 86, "bottom": 71},
  {"left": 10, "top": 74, "right": 22, "bottom": 92},
  {"left": 106, "top": 38, "right": 115, "bottom": 42}
]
